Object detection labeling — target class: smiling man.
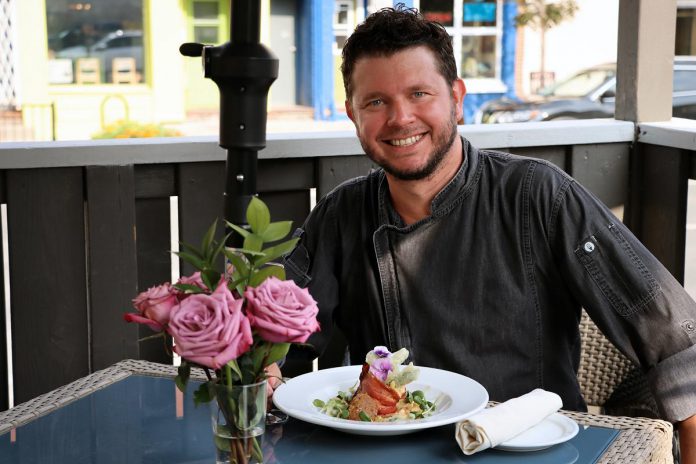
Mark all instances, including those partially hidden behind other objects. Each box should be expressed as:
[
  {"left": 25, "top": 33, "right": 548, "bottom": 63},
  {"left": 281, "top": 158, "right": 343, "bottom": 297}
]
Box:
[
  {"left": 284, "top": 5, "right": 696, "bottom": 462},
  {"left": 346, "top": 44, "right": 465, "bottom": 225}
]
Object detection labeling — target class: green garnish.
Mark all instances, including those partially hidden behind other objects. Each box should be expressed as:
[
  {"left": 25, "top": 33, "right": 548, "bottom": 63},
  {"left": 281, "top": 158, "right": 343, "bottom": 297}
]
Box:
[{"left": 359, "top": 411, "right": 372, "bottom": 422}]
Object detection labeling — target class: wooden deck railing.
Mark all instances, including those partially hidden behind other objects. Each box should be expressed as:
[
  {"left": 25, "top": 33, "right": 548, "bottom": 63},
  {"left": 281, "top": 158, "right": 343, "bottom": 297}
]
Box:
[{"left": 0, "top": 118, "right": 693, "bottom": 411}]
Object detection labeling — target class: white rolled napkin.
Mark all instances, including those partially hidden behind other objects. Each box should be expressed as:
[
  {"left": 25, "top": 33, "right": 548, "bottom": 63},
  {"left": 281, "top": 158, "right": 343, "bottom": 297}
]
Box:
[{"left": 455, "top": 388, "right": 562, "bottom": 455}]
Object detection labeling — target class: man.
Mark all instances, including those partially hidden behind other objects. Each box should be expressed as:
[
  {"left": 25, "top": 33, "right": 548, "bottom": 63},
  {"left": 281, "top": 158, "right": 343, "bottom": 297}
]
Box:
[{"left": 283, "top": 6, "right": 696, "bottom": 461}]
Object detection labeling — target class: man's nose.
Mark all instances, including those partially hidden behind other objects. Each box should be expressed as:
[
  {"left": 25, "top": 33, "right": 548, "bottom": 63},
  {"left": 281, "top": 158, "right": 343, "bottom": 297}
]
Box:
[{"left": 387, "top": 100, "right": 416, "bottom": 126}]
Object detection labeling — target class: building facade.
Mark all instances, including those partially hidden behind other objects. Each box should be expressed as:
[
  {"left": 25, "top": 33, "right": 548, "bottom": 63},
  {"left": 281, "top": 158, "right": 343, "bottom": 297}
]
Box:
[{"left": 5, "top": 0, "right": 518, "bottom": 140}]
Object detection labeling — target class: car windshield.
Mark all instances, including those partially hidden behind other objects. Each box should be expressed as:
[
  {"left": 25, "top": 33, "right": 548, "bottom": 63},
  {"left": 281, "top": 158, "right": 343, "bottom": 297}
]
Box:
[{"left": 538, "top": 68, "right": 616, "bottom": 98}]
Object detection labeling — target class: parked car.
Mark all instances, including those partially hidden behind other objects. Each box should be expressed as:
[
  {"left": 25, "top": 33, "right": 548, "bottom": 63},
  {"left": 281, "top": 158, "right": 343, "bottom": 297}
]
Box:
[
  {"left": 474, "top": 58, "right": 696, "bottom": 123},
  {"left": 56, "top": 30, "right": 143, "bottom": 83},
  {"left": 48, "top": 22, "right": 122, "bottom": 53}
]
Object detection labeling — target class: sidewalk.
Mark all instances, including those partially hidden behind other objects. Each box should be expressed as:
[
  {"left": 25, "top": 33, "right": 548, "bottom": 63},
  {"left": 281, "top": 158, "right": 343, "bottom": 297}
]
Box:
[{"left": 171, "top": 106, "right": 355, "bottom": 137}]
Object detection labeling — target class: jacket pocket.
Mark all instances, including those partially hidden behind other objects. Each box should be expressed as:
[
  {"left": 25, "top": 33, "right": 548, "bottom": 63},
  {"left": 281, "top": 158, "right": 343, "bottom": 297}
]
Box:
[
  {"left": 283, "top": 228, "right": 312, "bottom": 287},
  {"left": 574, "top": 223, "right": 660, "bottom": 317}
]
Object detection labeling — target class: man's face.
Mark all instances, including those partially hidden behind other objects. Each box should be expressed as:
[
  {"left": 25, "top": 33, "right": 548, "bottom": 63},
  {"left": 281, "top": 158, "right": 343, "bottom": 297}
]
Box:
[{"left": 346, "top": 46, "right": 465, "bottom": 181}]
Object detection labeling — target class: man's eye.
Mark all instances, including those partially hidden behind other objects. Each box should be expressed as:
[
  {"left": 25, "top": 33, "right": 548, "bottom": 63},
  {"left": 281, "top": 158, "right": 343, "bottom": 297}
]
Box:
[
  {"left": 368, "top": 99, "right": 383, "bottom": 107},
  {"left": 414, "top": 91, "right": 425, "bottom": 98}
]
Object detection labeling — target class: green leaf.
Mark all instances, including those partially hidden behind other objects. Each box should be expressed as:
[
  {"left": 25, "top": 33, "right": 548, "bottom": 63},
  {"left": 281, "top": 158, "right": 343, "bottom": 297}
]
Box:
[
  {"left": 229, "top": 247, "right": 265, "bottom": 257},
  {"left": 174, "top": 251, "right": 208, "bottom": 271},
  {"left": 249, "top": 265, "right": 285, "bottom": 287},
  {"left": 201, "top": 269, "right": 222, "bottom": 291},
  {"left": 222, "top": 248, "right": 250, "bottom": 278},
  {"left": 243, "top": 233, "right": 264, "bottom": 253},
  {"left": 172, "top": 283, "right": 205, "bottom": 294},
  {"left": 213, "top": 433, "right": 231, "bottom": 452},
  {"left": 246, "top": 197, "right": 271, "bottom": 235},
  {"left": 226, "top": 221, "right": 251, "bottom": 239},
  {"left": 209, "top": 231, "right": 232, "bottom": 263},
  {"left": 175, "top": 363, "right": 191, "bottom": 392},
  {"left": 193, "top": 382, "right": 213, "bottom": 405},
  {"left": 229, "top": 276, "right": 247, "bottom": 296},
  {"left": 178, "top": 241, "right": 204, "bottom": 259},
  {"left": 226, "top": 359, "right": 243, "bottom": 383},
  {"left": 256, "top": 237, "right": 299, "bottom": 266},
  {"left": 250, "top": 342, "right": 271, "bottom": 375},
  {"left": 201, "top": 220, "right": 218, "bottom": 255},
  {"left": 359, "top": 411, "right": 372, "bottom": 422},
  {"left": 265, "top": 342, "right": 290, "bottom": 367},
  {"left": 260, "top": 221, "right": 292, "bottom": 242},
  {"left": 313, "top": 399, "right": 325, "bottom": 408},
  {"left": 238, "top": 354, "right": 257, "bottom": 384}
]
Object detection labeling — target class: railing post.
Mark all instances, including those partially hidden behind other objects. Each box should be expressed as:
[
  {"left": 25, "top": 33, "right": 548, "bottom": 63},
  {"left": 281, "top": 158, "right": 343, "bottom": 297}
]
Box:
[{"left": 615, "top": 0, "right": 677, "bottom": 123}]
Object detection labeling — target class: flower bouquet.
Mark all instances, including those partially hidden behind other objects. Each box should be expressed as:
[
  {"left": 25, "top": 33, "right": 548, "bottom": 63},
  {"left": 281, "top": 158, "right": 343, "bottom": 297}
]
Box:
[{"left": 124, "top": 197, "right": 320, "bottom": 464}]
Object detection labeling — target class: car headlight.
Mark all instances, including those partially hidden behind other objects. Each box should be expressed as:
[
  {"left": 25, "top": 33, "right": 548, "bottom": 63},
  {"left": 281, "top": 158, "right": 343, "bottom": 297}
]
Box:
[{"left": 489, "top": 109, "right": 542, "bottom": 123}]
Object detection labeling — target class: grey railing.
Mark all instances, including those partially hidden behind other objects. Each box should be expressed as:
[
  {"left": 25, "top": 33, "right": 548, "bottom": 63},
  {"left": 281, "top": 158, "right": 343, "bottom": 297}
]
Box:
[{"left": 0, "top": 118, "right": 693, "bottom": 411}]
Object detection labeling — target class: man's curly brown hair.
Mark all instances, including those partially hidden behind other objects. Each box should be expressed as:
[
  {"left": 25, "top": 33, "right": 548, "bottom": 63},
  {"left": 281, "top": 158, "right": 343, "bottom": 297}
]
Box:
[{"left": 341, "top": 4, "right": 457, "bottom": 101}]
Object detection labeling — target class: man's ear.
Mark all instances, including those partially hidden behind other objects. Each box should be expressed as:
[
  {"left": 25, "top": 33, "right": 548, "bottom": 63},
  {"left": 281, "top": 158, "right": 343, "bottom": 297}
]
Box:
[
  {"left": 452, "top": 78, "right": 466, "bottom": 123},
  {"left": 346, "top": 100, "right": 355, "bottom": 123}
]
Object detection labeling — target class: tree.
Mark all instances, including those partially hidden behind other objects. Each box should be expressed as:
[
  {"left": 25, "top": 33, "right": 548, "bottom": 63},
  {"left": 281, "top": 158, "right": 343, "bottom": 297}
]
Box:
[{"left": 516, "top": 0, "right": 579, "bottom": 90}]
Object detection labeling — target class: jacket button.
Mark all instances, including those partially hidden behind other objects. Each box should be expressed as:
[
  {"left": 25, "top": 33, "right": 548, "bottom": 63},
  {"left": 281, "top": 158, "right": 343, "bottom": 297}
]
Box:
[
  {"left": 682, "top": 320, "right": 696, "bottom": 333},
  {"left": 583, "top": 242, "right": 595, "bottom": 253}
]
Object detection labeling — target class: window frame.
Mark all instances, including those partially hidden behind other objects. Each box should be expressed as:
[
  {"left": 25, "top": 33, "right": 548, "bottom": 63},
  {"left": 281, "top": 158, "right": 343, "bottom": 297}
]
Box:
[
  {"left": 189, "top": 0, "right": 224, "bottom": 45},
  {"left": 415, "top": 0, "right": 506, "bottom": 93},
  {"left": 333, "top": 0, "right": 357, "bottom": 56}
]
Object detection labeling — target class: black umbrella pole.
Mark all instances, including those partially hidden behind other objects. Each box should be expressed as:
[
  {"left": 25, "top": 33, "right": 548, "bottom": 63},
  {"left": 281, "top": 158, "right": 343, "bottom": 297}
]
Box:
[{"left": 225, "top": 149, "right": 257, "bottom": 247}]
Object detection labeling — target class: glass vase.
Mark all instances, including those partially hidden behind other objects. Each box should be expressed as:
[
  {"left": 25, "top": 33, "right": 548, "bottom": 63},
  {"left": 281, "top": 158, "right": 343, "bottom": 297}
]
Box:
[{"left": 210, "top": 379, "right": 267, "bottom": 464}]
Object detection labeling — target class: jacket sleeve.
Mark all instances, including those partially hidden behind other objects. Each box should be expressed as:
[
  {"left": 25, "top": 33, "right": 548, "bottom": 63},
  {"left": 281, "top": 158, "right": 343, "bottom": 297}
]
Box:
[
  {"left": 283, "top": 194, "right": 341, "bottom": 360},
  {"left": 548, "top": 177, "right": 696, "bottom": 422}
]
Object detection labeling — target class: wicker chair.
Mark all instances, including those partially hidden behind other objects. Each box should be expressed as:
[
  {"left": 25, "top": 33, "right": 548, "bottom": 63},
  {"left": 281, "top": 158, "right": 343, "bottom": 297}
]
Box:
[
  {"left": 578, "top": 309, "right": 660, "bottom": 417},
  {"left": 578, "top": 310, "right": 677, "bottom": 463}
]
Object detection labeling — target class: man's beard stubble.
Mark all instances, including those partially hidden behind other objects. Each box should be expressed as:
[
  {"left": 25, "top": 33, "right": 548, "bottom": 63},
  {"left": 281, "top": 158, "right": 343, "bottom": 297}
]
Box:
[{"left": 360, "top": 105, "right": 458, "bottom": 181}]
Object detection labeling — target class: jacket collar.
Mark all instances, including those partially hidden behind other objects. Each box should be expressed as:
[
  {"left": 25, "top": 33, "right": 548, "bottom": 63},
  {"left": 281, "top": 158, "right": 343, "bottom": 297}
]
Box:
[{"left": 378, "top": 137, "right": 478, "bottom": 228}]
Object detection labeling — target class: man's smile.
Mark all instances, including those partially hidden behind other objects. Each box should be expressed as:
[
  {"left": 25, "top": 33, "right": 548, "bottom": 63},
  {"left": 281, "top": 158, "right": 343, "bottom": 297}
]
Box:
[{"left": 384, "top": 133, "right": 426, "bottom": 147}]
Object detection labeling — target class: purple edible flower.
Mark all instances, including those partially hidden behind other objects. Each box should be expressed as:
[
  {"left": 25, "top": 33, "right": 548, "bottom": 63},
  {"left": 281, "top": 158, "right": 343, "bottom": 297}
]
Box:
[
  {"left": 373, "top": 346, "right": 391, "bottom": 358},
  {"left": 369, "top": 357, "right": 393, "bottom": 382}
]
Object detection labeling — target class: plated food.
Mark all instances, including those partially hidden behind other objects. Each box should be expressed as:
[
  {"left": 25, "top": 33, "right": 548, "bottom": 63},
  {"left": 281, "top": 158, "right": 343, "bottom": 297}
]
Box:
[
  {"left": 273, "top": 364, "right": 488, "bottom": 435},
  {"left": 313, "top": 346, "right": 435, "bottom": 422}
]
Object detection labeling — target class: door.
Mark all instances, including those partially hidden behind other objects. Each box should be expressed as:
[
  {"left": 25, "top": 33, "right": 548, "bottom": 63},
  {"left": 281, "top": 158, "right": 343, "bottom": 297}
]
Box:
[{"left": 270, "top": 0, "right": 297, "bottom": 107}]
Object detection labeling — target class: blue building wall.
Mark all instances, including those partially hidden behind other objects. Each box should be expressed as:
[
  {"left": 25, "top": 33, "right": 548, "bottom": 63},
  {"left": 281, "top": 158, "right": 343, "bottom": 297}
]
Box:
[
  {"left": 463, "top": 0, "right": 517, "bottom": 124},
  {"left": 298, "top": 0, "right": 336, "bottom": 120}
]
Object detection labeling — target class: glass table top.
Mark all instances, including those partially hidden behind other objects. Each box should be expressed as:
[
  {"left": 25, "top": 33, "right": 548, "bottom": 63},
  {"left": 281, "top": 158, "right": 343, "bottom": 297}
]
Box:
[{"left": 0, "top": 375, "right": 619, "bottom": 463}]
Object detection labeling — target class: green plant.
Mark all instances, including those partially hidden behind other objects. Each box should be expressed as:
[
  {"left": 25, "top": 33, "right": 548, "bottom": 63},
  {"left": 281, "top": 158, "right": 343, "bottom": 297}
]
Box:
[{"left": 92, "top": 119, "right": 182, "bottom": 139}]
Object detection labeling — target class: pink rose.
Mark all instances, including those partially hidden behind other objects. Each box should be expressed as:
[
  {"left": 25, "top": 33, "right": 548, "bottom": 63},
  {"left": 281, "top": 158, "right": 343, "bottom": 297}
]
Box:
[
  {"left": 244, "top": 276, "right": 320, "bottom": 343},
  {"left": 125, "top": 283, "right": 178, "bottom": 331},
  {"left": 168, "top": 282, "right": 253, "bottom": 369},
  {"left": 175, "top": 272, "right": 208, "bottom": 297}
]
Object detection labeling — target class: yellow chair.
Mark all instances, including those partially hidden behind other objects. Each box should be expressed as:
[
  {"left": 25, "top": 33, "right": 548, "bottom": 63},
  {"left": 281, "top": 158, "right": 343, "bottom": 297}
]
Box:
[
  {"left": 111, "top": 57, "right": 138, "bottom": 84},
  {"left": 75, "top": 58, "right": 101, "bottom": 85}
]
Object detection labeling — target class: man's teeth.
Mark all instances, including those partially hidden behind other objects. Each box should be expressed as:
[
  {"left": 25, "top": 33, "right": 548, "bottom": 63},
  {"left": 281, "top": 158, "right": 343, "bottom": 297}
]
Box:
[{"left": 389, "top": 134, "right": 423, "bottom": 146}]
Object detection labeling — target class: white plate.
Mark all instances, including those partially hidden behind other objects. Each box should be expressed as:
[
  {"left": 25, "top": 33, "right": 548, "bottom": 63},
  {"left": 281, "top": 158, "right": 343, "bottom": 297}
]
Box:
[
  {"left": 495, "top": 413, "right": 579, "bottom": 451},
  {"left": 272, "top": 365, "right": 488, "bottom": 436}
]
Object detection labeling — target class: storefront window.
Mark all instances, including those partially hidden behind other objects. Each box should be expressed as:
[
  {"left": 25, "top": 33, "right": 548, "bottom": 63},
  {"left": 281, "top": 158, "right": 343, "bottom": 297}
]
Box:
[
  {"left": 46, "top": 0, "right": 144, "bottom": 85},
  {"left": 191, "top": 0, "right": 221, "bottom": 44},
  {"left": 421, "top": 0, "right": 454, "bottom": 27},
  {"left": 417, "top": 0, "right": 503, "bottom": 84},
  {"left": 460, "top": 35, "right": 496, "bottom": 78}
]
